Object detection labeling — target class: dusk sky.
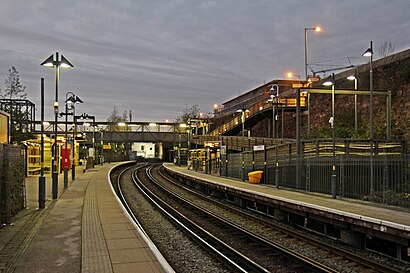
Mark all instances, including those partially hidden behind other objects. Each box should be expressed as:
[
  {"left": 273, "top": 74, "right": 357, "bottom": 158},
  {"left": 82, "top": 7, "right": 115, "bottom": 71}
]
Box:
[{"left": 0, "top": 0, "right": 409, "bottom": 122}]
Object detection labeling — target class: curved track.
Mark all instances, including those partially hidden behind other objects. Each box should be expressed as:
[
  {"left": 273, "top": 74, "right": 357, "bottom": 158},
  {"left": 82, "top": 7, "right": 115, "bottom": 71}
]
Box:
[
  {"left": 112, "top": 163, "right": 405, "bottom": 273},
  {"left": 157, "top": 166, "right": 405, "bottom": 273},
  {"left": 134, "top": 164, "right": 332, "bottom": 272}
]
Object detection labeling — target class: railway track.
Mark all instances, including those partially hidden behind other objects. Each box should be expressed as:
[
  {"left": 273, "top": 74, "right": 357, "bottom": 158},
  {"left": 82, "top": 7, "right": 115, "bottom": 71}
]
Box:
[
  {"left": 112, "top": 163, "right": 405, "bottom": 273},
  {"left": 156, "top": 166, "right": 406, "bottom": 273},
  {"left": 134, "top": 164, "right": 334, "bottom": 272},
  {"left": 113, "top": 164, "right": 232, "bottom": 273}
]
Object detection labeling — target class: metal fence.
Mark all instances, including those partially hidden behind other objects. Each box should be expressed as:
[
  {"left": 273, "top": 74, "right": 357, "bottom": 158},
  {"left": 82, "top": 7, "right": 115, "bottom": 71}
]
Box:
[
  {"left": 214, "top": 139, "right": 409, "bottom": 207},
  {"left": 0, "top": 144, "right": 26, "bottom": 224}
]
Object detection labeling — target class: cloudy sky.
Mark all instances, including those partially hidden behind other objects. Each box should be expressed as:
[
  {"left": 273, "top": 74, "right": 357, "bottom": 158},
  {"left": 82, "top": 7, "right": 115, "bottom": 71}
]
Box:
[{"left": 0, "top": 0, "right": 409, "bottom": 122}]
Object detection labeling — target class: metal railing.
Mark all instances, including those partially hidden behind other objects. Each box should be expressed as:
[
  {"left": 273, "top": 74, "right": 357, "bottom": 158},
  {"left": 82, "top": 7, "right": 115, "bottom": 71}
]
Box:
[{"left": 210, "top": 139, "right": 409, "bottom": 207}]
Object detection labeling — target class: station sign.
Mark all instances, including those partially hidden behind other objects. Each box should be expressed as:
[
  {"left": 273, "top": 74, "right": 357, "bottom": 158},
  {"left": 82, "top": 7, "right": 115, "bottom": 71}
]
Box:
[
  {"left": 220, "top": 145, "right": 226, "bottom": 155},
  {"left": 253, "top": 145, "right": 265, "bottom": 151},
  {"left": 204, "top": 141, "right": 221, "bottom": 148},
  {"left": 292, "top": 83, "right": 304, "bottom": 88},
  {"left": 292, "top": 82, "right": 312, "bottom": 88}
]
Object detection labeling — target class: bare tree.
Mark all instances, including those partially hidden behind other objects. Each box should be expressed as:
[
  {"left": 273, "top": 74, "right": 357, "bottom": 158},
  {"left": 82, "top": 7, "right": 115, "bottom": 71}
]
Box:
[
  {"left": 175, "top": 104, "right": 208, "bottom": 124},
  {"left": 378, "top": 38, "right": 395, "bottom": 58},
  {"left": 1, "top": 66, "right": 31, "bottom": 143},
  {"left": 1, "top": 66, "right": 26, "bottom": 99}
]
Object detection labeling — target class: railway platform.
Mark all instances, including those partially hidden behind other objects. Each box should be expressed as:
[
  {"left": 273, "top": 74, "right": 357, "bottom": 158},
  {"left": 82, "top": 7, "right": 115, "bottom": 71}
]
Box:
[
  {"left": 163, "top": 163, "right": 410, "bottom": 261},
  {"left": 0, "top": 163, "right": 173, "bottom": 273}
]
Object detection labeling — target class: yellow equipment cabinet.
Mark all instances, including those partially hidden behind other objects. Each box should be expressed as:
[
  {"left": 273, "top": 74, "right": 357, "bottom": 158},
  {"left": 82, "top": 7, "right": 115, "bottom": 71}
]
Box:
[{"left": 248, "top": 171, "right": 263, "bottom": 184}]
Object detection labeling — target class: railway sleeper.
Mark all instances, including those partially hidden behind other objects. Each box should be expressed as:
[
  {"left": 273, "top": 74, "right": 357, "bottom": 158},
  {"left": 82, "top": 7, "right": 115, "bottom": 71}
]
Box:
[{"left": 166, "top": 169, "right": 410, "bottom": 263}]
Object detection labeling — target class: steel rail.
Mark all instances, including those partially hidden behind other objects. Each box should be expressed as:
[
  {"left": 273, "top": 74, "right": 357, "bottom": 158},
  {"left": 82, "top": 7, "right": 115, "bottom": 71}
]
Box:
[
  {"left": 134, "top": 164, "right": 269, "bottom": 273},
  {"left": 143, "top": 165, "right": 335, "bottom": 273},
  {"left": 157, "top": 165, "right": 405, "bottom": 273}
]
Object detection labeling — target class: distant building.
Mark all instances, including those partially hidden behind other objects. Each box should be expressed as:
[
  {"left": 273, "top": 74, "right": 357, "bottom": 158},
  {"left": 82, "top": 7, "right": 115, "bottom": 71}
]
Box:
[{"left": 132, "top": 142, "right": 156, "bottom": 158}]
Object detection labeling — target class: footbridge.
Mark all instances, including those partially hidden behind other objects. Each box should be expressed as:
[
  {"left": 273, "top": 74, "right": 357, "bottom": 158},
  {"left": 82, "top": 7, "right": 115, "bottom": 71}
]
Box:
[{"left": 33, "top": 121, "right": 190, "bottom": 144}]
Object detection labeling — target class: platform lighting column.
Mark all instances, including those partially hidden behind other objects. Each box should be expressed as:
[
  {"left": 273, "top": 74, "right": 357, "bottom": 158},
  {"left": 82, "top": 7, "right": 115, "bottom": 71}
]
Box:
[
  {"left": 41, "top": 52, "right": 74, "bottom": 199},
  {"left": 100, "top": 128, "right": 104, "bottom": 165},
  {"left": 39, "top": 78, "right": 46, "bottom": 209},
  {"left": 92, "top": 123, "right": 96, "bottom": 167},
  {"left": 287, "top": 72, "right": 303, "bottom": 188},
  {"left": 269, "top": 84, "right": 280, "bottom": 187},
  {"left": 236, "top": 108, "right": 249, "bottom": 151},
  {"left": 323, "top": 73, "right": 337, "bottom": 199},
  {"left": 72, "top": 111, "right": 78, "bottom": 180},
  {"left": 363, "top": 41, "right": 374, "bottom": 199},
  {"left": 304, "top": 26, "right": 321, "bottom": 80},
  {"left": 64, "top": 92, "right": 83, "bottom": 185},
  {"left": 347, "top": 74, "right": 358, "bottom": 138}
]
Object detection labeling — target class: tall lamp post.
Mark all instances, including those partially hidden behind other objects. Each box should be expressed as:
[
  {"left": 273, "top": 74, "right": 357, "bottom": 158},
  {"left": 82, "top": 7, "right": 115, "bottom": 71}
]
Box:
[
  {"left": 323, "top": 73, "right": 337, "bottom": 199},
  {"left": 39, "top": 78, "right": 46, "bottom": 209},
  {"left": 65, "top": 92, "right": 83, "bottom": 184},
  {"left": 268, "top": 84, "right": 279, "bottom": 138},
  {"left": 79, "top": 113, "right": 95, "bottom": 168},
  {"left": 236, "top": 108, "right": 250, "bottom": 151},
  {"left": 304, "top": 26, "right": 321, "bottom": 80},
  {"left": 41, "top": 52, "right": 74, "bottom": 199},
  {"left": 268, "top": 84, "right": 280, "bottom": 187},
  {"left": 363, "top": 41, "right": 374, "bottom": 199},
  {"left": 347, "top": 74, "right": 358, "bottom": 138},
  {"left": 99, "top": 127, "right": 104, "bottom": 165}
]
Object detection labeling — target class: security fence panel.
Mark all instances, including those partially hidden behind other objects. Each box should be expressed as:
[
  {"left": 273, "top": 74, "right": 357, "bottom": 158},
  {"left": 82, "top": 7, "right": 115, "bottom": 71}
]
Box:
[
  {"left": 309, "top": 157, "right": 333, "bottom": 195},
  {"left": 0, "top": 144, "right": 25, "bottom": 224},
  {"left": 254, "top": 150, "right": 265, "bottom": 170},
  {"left": 243, "top": 151, "right": 253, "bottom": 181},
  {"left": 220, "top": 139, "right": 408, "bottom": 208},
  {"left": 220, "top": 154, "right": 227, "bottom": 176},
  {"left": 227, "top": 153, "right": 241, "bottom": 179}
]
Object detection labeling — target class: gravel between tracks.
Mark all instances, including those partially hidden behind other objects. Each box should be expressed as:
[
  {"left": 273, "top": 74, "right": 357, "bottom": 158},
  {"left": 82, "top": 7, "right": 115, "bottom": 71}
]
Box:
[
  {"left": 156, "top": 166, "right": 409, "bottom": 273},
  {"left": 119, "top": 167, "right": 231, "bottom": 273}
]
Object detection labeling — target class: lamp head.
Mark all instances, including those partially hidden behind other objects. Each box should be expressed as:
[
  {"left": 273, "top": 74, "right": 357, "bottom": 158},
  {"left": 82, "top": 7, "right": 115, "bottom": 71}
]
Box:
[
  {"left": 41, "top": 53, "right": 74, "bottom": 68},
  {"left": 40, "top": 54, "right": 55, "bottom": 67},
  {"left": 286, "top": 72, "right": 300, "bottom": 79},
  {"left": 347, "top": 75, "right": 356, "bottom": 81},
  {"left": 363, "top": 41, "right": 373, "bottom": 57},
  {"left": 322, "top": 75, "right": 334, "bottom": 86},
  {"left": 74, "top": 95, "right": 83, "bottom": 103},
  {"left": 314, "top": 26, "right": 321, "bottom": 32},
  {"left": 362, "top": 47, "right": 373, "bottom": 57},
  {"left": 60, "top": 55, "right": 74, "bottom": 68}
]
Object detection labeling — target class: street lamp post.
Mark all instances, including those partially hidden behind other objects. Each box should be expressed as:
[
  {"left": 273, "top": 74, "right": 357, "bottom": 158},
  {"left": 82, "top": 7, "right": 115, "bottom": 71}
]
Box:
[
  {"left": 39, "top": 78, "right": 46, "bottom": 209},
  {"left": 363, "top": 41, "right": 374, "bottom": 199},
  {"left": 347, "top": 74, "right": 358, "bottom": 138},
  {"left": 72, "top": 113, "right": 78, "bottom": 180},
  {"left": 304, "top": 27, "right": 321, "bottom": 80},
  {"left": 65, "top": 92, "right": 83, "bottom": 183},
  {"left": 41, "top": 52, "right": 74, "bottom": 199},
  {"left": 268, "top": 84, "right": 280, "bottom": 187},
  {"left": 269, "top": 84, "right": 280, "bottom": 138},
  {"left": 323, "top": 73, "right": 337, "bottom": 199},
  {"left": 236, "top": 108, "right": 250, "bottom": 151},
  {"left": 100, "top": 128, "right": 104, "bottom": 165},
  {"left": 79, "top": 113, "right": 95, "bottom": 168}
]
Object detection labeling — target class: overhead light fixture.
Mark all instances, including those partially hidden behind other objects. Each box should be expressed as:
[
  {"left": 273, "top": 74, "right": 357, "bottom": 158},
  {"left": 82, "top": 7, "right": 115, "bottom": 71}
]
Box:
[
  {"left": 40, "top": 54, "right": 54, "bottom": 67},
  {"left": 322, "top": 76, "right": 334, "bottom": 86},
  {"left": 363, "top": 47, "right": 373, "bottom": 57}
]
